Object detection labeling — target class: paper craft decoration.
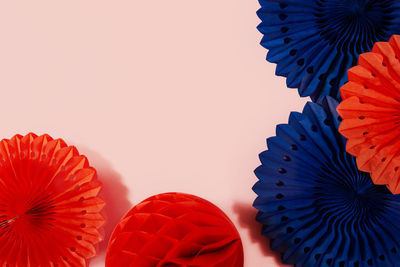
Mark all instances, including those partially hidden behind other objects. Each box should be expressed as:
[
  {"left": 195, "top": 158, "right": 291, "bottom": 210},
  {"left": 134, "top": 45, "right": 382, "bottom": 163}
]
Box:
[
  {"left": 0, "top": 133, "right": 105, "bottom": 266},
  {"left": 257, "top": 0, "right": 400, "bottom": 101},
  {"left": 106, "top": 192, "right": 244, "bottom": 267},
  {"left": 338, "top": 35, "right": 400, "bottom": 194},
  {"left": 253, "top": 98, "right": 400, "bottom": 266}
]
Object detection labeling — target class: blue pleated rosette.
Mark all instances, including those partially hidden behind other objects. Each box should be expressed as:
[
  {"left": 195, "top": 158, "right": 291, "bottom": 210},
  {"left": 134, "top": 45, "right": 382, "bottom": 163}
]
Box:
[
  {"left": 257, "top": 0, "right": 400, "bottom": 101},
  {"left": 253, "top": 97, "right": 400, "bottom": 266}
]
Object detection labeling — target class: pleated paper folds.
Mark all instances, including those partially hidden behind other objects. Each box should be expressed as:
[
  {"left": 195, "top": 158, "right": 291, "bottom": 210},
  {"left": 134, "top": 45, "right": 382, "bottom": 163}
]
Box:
[
  {"left": 253, "top": 98, "right": 400, "bottom": 266},
  {"left": 0, "top": 133, "right": 105, "bottom": 266},
  {"left": 257, "top": 0, "right": 400, "bottom": 101},
  {"left": 338, "top": 35, "right": 400, "bottom": 194}
]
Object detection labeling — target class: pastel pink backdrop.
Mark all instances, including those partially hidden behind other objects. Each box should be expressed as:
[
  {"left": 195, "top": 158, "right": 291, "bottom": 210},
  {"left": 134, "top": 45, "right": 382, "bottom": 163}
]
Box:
[{"left": 0, "top": 1, "right": 307, "bottom": 266}]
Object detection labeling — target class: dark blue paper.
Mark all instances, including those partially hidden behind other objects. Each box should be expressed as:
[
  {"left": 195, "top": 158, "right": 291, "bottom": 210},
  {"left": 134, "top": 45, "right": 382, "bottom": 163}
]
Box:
[
  {"left": 257, "top": 0, "right": 400, "bottom": 102},
  {"left": 253, "top": 97, "right": 400, "bottom": 266}
]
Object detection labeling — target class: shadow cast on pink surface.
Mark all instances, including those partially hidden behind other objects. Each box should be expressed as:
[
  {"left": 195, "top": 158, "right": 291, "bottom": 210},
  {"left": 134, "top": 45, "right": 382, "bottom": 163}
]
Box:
[
  {"left": 233, "top": 202, "right": 289, "bottom": 267},
  {"left": 77, "top": 145, "right": 132, "bottom": 259}
]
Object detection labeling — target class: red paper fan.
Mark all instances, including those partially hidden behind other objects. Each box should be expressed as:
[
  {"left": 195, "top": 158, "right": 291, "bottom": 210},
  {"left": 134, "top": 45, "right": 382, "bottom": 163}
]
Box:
[
  {"left": 338, "top": 34, "right": 400, "bottom": 194},
  {"left": 0, "top": 133, "right": 105, "bottom": 266},
  {"left": 105, "top": 192, "right": 244, "bottom": 267}
]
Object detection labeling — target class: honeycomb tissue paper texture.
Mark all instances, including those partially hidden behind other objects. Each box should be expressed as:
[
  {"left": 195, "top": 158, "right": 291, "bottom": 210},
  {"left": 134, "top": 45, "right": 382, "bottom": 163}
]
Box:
[{"left": 106, "top": 192, "right": 244, "bottom": 267}]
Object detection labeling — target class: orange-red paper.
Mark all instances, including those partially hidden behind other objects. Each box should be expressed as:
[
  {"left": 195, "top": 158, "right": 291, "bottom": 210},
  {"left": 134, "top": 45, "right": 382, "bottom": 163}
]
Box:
[
  {"left": 338, "top": 35, "right": 400, "bottom": 194},
  {"left": 0, "top": 133, "right": 105, "bottom": 266},
  {"left": 106, "top": 192, "right": 244, "bottom": 267}
]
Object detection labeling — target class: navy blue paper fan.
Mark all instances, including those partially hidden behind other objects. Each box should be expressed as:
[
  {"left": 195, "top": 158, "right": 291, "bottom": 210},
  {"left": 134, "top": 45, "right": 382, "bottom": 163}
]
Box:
[
  {"left": 257, "top": 0, "right": 400, "bottom": 102},
  {"left": 253, "top": 97, "right": 400, "bottom": 266}
]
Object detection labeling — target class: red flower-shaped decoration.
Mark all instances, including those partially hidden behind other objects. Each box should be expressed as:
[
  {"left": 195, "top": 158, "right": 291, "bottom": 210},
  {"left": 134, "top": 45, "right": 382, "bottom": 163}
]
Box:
[
  {"left": 0, "top": 133, "right": 105, "bottom": 266},
  {"left": 106, "top": 192, "right": 244, "bottom": 267},
  {"left": 338, "top": 35, "right": 400, "bottom": 194}
]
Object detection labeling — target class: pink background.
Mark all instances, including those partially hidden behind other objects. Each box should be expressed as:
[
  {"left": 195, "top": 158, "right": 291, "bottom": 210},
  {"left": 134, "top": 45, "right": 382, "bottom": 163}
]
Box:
[{"left": 0, "top": 1, "right": 307, "bottom": 266}]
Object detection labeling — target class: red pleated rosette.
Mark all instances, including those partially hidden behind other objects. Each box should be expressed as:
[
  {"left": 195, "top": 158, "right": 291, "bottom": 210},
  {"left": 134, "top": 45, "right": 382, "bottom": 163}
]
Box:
[
  {"left": 338, "top": 35, "right": 400, "bottom": 194},
  {"left": 106, "top": 192, "right": 244, "bottom": 267},
  {"left": 0, "top": 133, "right": 105, "bottom": 266}
]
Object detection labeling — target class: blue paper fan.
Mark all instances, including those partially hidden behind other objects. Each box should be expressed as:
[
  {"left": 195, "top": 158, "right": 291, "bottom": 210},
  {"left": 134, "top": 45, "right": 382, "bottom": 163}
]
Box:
[
  {"left": 253, "top": 97, "right": 400, "bottom": 266},
  {"left": 257, "top": 0, "right": 400, "bottom": 101}
]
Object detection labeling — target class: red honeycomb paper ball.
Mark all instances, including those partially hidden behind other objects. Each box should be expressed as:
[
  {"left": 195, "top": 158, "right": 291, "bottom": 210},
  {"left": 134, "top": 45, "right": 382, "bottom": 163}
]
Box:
[{"left": 106, "top": 192, "right": 244, "bottom": 267}]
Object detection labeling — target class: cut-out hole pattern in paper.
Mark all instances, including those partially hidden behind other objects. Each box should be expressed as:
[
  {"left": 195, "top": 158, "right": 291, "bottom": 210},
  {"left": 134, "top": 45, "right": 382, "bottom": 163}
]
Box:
[
  {"left": 257, "top": 0, "right": 400, "bottom": 101},
  {"left": 253, "top": 98, "right": 400, "bottom": 266},
  {"left": 338, "top": 34, "right": 400, "bottom": 194}
]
